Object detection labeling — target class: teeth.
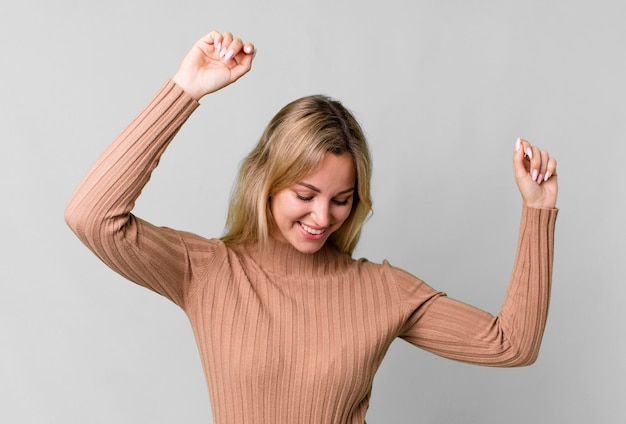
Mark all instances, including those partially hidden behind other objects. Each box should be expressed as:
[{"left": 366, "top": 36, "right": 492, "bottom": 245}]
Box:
[{"left": 301, "top": 223, "right": 325, "bottom": 235}]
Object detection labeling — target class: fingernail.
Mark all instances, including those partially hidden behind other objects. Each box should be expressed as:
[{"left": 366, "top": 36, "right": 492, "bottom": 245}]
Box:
[
  {"left": 224, "top": 49, "right": 234, "bottom": 61},
  {"left": 515, "top": 138, "right": 521, "bottom": 152},
  {"left": 220, "top": 47, "right": 226, "bottom": 58},
  {"left": 537, "top": 173, "right": 543, "bottom": 184},
  {"left": 532, "top": 169, "right": 538, "bottom": 181},
  {"left": 525, "top": 147, "right": 533, "bottom": 159},
  {"left": 216, "top": 41, "right": 221, "bottom": 53},
  {"left": 544, "top": 171, "right": 551, "bottom": 181}
]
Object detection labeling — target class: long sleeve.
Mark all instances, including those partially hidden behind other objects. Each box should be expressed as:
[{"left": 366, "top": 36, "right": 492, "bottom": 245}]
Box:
[
  {"left": 398, "top": 206, "right": 558, "bottom": 366},
  {"left": 64, "top": 80, "right": 207, "bottom": 308}
]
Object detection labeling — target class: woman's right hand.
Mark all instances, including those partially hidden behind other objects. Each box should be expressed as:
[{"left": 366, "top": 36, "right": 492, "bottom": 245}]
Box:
[{"left": 172, "top": 30, "right": 255, "bottom": 100}]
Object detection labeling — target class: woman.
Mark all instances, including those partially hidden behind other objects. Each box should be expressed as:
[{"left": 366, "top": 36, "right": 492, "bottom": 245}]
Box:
[{"left": 65, "top": 30, "right": 558, "bottom": 423}]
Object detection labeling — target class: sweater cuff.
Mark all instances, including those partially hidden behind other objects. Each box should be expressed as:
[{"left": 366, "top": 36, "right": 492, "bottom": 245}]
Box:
[
  {"left": 522, "top": 205, "right": 559, "bottom": 222},
  {"left": 166, "top": 78, "right": 200, "bottom": 107}
]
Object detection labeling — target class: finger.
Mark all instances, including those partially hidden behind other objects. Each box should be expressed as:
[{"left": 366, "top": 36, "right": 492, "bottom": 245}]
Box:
[
  {"left": 229, "top": 46, "right": 256, "bottom": 80},
  {"left": 243, "top": 42, "right": 255, "bottom": 55},
  {"left": 536, "top": 150, "right": 549, "bottom": 185},
  {"left": 529, "top": 145, "right": 542, "bottom": 182},
  {"left": 233, "top": 43, "right": 256, "bottom": 71},
  {"left": 219, "top": 31, "right": 234, "bottom": 58},
  {"left": 513, "top": 138, "right": 531, "bottom": 178},
  {"left": 235, "top": 42, "right": 256, "bottom": 62},
  {"left": 197, "top": 30, "right": 222, "bottom": 51},
  {"left": 544, "top": 157, "right": 557, "bottom": 181},
  {"left": 197, "top": 30, "right": 220, "bottom": 43},
  {"left": 222, "top": 37, "right": 244, "bottom": 62}
]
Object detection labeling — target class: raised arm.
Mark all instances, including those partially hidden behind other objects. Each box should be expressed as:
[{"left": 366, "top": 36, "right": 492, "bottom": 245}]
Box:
[
  {"left": 399, "top": 139, "right": 558, "bottom": 366},
  {"left": 64, "top": 31, "right": 255, "bottom": 306}
]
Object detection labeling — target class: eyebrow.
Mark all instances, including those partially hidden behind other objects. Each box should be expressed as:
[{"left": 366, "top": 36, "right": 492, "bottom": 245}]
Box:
[{"left": 297, "top": 182, "right": 355, "bottom": 195}]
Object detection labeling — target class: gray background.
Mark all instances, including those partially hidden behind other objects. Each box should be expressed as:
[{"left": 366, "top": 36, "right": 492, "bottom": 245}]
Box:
[{"left": 2, "top": 0, "right": 624, "bottom": 423}]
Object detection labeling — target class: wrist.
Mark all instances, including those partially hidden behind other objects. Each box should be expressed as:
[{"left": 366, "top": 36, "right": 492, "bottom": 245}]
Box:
[
  {"left": 172, "top": 73, "right": 202, "bottom": 101},
  {"left": 523, "top": 201, "right": 557, "bottom": 210}
]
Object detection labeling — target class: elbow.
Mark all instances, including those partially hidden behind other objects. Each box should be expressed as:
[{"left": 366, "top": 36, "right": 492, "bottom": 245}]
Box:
[
  {"left": 64, "top": 199, "right": 87, "bottom": 237},
  {"left": 485, "top": 352, "right": 539, "bottom": 368},
  {"left": 503, "top": 343, "right": 541, "bottom": 368},
  {"left": 64, "top": 204, "right": 77, "bottom": 231},
  {"left": 517, "top": 349, "right": 541, "bottom": 367},
  {"left": 509, "top": 356, "right": 538, "bottom": 368},
  {"left": 64, "top": 198, "right": 102, "bottom": 245},
  {"left": 496, "top": 317, "right": 546, "bottom": 367},
  {"left": 65, "top": 197, "right": 131, "bottom": 249}
]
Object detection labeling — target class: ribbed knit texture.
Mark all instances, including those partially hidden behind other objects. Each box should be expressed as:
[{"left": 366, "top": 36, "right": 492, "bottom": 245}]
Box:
[{"left": 65, "top": 80, "right": 558, "bottom": 424}]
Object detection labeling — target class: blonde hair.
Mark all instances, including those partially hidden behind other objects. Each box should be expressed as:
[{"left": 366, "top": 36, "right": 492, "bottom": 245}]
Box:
[{"left": 221, "top": 95, "right": 372, "bottom": 255}]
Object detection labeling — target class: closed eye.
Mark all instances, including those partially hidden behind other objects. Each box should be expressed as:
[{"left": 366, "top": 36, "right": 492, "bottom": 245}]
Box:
[
  {"left": 332, "top": 197, "right": 351, "bottom": 206},
  {"left": 296, "top": 192, "right": 352, "bottom": 205}
]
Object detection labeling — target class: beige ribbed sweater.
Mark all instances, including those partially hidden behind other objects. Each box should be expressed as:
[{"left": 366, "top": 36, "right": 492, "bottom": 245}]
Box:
[{"left": 65, "top": 80, "right": 558, "bottom": 423}]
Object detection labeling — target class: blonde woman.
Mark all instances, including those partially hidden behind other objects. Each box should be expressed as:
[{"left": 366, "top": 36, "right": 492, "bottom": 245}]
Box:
[{"left": 66, "top": 30, "right": 558, "bottom": 423}]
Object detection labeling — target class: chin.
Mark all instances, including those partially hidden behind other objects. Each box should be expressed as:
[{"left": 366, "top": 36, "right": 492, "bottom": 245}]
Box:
[
  {"left": 289, "top": 236, "right": 330, "bottom": 254},
  {"left": 292, "top": 242, "right": 325, "bottom": 254}
]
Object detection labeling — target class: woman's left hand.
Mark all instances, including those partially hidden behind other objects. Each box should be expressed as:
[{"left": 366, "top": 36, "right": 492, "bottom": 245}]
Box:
[
  {"left": 172, "top": 30, "right": 256, "bottom": 100},
  {"left": 513, "top": 138, "right": 558, "bottom": 209}
]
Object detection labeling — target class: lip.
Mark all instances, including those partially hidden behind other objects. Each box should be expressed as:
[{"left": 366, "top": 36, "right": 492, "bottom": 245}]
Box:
[{"left": 298, "top": 222, "right": 327, "bottom": 240}]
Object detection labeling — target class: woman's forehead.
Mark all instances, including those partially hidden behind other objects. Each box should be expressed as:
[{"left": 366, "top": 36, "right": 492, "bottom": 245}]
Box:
[{"left": 298, "top": 153, "right": 356, "bottom": 191}]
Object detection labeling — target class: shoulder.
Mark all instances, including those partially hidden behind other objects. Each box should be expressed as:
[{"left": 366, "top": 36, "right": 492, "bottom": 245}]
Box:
[
  {"left": 352, "top": 257, "right": 443, "bottom": 307},
  {"left": 349, "top": 255, "right": 413, "bottom": 280},
  {"left": 149, "top": 230, "right": 233, "bottom": 279}
]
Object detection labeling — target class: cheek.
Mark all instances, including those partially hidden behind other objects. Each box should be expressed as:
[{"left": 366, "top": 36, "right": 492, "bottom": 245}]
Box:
[
  {"left": 274, "top": 196, "right": 306, "bottom": 222},
  {"left": 334, "top": 205, "right": 353, "bottom": 226}
]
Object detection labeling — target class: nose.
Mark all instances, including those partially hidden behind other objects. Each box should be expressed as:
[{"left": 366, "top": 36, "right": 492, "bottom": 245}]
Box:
[{"left": 311, "top": 200, "right": 331, "bottom": 228}]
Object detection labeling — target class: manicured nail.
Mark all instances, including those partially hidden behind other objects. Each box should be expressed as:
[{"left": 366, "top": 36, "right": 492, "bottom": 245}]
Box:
[
  {"left": 537, "top": 173, "right": 543, "bottom": 184},
  {"left": 224, "top": 49, "right": 234, "bottom": 61},
  {"left": 220, "top": 47, "right": 226, "bottom": 58},
  {"left": 544, "top": 171, "right": 551, "bottom": 181},
  {"left": 525, "top": 147, "right": 533, "bottom": 159},
  {"left": 216, "top": 41, "right": 221, "bottom": 53},
  {"left": 532, "top": 169, "right": 538, "bottom": 181},
  {"left": 515, "top": 138, "right": 521, "bottom": 152}
]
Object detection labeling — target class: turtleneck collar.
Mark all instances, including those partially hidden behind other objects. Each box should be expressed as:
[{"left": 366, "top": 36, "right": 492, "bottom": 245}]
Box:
[{"left": 239, "top": 236, "right": 353, "bottom": 278}]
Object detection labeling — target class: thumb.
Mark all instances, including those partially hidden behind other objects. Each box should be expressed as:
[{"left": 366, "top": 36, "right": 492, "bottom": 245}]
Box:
[
  {"left": 512, "top": 137, "right": 530, "bottom": 180},
  {"left": 230, "top": 45, "right": 256, "bottom": 80}
]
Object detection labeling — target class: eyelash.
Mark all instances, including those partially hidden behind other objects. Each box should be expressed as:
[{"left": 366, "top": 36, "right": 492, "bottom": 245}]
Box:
[{"left": 296, "top": 193, "right": 350, "bottom": 206}]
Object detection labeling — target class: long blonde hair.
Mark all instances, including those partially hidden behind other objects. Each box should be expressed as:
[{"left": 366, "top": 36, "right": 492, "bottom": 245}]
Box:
[{"left": 221, "top": 95, "right": 372, "bottom": 255}]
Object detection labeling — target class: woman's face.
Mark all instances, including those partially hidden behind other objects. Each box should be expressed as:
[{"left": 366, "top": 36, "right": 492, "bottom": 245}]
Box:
[{"left": 270, "top": 153, "right": 356, "bottom": 254}]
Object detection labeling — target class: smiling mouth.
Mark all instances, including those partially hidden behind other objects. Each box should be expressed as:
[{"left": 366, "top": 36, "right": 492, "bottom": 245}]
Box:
[{"left": 299, "top": 222, "right": 327, "bottom": 235}]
